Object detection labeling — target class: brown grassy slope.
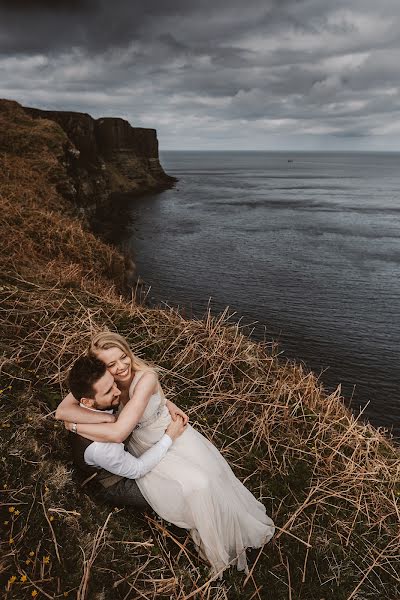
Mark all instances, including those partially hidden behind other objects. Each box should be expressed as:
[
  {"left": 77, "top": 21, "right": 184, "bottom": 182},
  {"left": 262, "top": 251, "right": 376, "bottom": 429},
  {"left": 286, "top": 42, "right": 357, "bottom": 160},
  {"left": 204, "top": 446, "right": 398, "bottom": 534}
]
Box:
[
  {"left": 0, "top": 99, "right": 127, "bottom": 294},
  {"left": 0, "top": 99, "right": 399, "bottom": 600}
]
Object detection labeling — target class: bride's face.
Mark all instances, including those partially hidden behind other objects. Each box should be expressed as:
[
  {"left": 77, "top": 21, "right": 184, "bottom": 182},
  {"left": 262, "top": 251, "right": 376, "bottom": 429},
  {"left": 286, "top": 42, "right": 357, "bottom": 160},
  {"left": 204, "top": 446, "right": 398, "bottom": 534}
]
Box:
[{"left": 96, "top": 346, "right": 132, "bottom": 385}]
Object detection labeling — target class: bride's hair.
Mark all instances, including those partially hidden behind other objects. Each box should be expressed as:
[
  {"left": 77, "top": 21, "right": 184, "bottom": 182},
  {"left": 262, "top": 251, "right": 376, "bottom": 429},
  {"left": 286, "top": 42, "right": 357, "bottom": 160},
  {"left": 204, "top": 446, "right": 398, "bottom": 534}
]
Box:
[{"left": 89, "top": 331, "right": 154, "bottom": 374}]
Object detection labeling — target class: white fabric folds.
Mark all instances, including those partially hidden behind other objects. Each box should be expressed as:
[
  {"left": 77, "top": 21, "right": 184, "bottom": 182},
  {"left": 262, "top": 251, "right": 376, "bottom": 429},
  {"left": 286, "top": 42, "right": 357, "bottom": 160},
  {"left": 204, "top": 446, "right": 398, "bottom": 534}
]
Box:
[{"left": 127, "top": 378, "right": 275, "bottom": 575}]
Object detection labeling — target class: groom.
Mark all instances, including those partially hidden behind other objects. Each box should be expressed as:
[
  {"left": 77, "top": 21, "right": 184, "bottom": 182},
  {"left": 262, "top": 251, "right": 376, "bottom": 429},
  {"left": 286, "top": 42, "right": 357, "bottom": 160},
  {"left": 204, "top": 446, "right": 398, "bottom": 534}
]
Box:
[{"left": 64, "top": 355, "right": 186, "bottom": 509}]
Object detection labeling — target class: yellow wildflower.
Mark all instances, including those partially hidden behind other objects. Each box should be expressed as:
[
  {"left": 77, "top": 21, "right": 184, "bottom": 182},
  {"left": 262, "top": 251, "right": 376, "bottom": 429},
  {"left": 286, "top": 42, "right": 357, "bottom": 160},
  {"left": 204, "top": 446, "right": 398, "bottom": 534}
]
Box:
[
  {"left": 8, "top": 506, "right": 15, "bottom": 513},
  {"left": 43, "top": 555, "right": 50, "bottom": 564},
  {"left": 14, "top": 509, "right": 20, "bottom": 516},
  {"left": 3, "top": 483, "right": 7, "bottom": 488},
  {"left": 8, "top": 575, "right": 17, "bottom": 584},
  {"left": 29, "top": 551, "right": 35, "bottom": 557},
  {"left": 20, "top": 575, "right": 27, "bottom": 583},
  {"left": 4, "top": 520, "right": 9, "bottom": 525},
  {"left": 31, "top": 591, "right": 38, "bottom": 598},
  {"left": 9, "top": 537, "right": 14, "bottom": 544},
  {"left": 25, "top": 559, "right": 31, "bottom": 565},
  {"left": 49, "top": 516, "right": 54, "bottom": 521}
]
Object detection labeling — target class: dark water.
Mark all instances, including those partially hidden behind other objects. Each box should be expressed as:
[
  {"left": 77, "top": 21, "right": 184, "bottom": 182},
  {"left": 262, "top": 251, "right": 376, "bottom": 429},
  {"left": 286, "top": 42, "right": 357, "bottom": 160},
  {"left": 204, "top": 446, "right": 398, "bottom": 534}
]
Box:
[{"left": 117, "top": 151, "right": 400, "bottom": 437}]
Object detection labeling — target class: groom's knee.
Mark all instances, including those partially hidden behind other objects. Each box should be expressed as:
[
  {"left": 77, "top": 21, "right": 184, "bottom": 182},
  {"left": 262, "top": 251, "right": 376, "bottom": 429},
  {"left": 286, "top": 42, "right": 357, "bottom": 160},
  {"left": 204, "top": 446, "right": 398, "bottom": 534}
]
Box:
[{"left": 103, "top": 478, "right": 150, "bottom": 510}]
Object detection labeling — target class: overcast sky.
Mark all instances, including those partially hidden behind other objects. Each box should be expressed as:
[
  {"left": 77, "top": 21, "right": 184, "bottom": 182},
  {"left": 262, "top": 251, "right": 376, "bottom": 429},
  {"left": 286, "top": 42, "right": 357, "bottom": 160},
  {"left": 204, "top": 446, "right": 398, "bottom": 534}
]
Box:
[{"left": 1, "top": 0, "right": 400, "bottom": 150}]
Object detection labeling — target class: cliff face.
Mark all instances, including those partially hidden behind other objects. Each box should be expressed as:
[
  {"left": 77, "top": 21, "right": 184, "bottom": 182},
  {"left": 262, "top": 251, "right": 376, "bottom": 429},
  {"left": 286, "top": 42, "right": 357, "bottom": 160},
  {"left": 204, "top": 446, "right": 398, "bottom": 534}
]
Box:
[
  {"left": 24, "top": 106, "right": 176, "bottom": 214},
  {"left": 0, "top": 98, "right": 140, "bottom": 290},
  {"left": 0, "top": 98, "right": 176, "bottom": 288}
]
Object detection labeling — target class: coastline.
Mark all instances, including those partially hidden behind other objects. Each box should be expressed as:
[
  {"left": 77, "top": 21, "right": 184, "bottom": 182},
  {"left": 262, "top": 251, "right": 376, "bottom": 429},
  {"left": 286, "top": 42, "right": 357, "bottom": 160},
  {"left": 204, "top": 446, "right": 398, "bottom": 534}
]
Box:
[
  {"left": 124, "top": 149, "right": 400, "bottom": 438},
  {"left": 0, "top": 100, "right": 399, "bottom": 599}
]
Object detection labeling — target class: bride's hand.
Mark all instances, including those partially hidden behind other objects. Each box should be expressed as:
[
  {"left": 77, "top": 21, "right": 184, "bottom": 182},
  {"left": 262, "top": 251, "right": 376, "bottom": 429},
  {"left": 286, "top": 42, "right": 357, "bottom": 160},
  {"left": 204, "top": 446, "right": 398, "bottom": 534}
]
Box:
[
  {"left": 166, "top": 400, "right": 189, "bottom": 425},
  {"left": 101, "top": 413, "right": 117, "bottom": 423}
]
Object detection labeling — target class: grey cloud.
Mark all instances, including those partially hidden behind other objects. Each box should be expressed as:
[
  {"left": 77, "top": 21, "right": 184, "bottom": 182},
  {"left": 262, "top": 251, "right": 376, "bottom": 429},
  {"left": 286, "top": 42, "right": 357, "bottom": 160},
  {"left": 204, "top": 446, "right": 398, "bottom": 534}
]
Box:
[{"left": 0, "top": 0, "right": 400, "bottom": 148}]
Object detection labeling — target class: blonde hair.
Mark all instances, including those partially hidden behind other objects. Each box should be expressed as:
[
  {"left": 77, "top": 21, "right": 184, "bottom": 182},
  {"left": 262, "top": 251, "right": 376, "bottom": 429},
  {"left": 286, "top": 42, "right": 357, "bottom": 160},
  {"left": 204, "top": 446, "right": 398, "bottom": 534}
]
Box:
[{"left": 89, "top": 331, "right": 153, "bottom": 374}]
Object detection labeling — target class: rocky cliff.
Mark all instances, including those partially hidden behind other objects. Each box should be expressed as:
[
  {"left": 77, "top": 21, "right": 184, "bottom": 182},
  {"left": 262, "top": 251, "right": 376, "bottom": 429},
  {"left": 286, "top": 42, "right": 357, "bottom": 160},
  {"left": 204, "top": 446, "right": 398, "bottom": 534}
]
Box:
[
  {"left": 0, "top": 98, "right": 176, "bottom": 289},
  {"left": 24, "top": 105, "right": 176, "bottom": 214}
]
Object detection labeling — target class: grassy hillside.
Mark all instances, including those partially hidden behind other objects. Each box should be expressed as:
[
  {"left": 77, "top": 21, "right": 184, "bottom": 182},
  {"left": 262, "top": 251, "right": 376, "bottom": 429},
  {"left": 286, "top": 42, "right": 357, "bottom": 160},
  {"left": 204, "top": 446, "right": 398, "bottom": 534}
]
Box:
[{"left": 0, "top": 100, "right": 399, "bottom": 600}]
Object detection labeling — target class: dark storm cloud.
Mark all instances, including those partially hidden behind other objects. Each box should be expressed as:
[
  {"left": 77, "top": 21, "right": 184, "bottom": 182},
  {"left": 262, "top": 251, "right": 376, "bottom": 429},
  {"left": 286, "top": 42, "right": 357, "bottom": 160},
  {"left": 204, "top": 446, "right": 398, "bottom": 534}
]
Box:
[
  {"left": 0, "top": 0, "right": 303, "bottom": 54},
  {"left": 0, "top": 0, "right": 400, "bottom": 149}
]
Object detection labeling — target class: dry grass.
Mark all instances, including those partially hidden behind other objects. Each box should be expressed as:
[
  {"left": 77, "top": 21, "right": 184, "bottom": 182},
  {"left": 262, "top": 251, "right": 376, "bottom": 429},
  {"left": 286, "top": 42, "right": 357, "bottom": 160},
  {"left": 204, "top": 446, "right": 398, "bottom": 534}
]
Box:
[
  {"left": 0, "top": 99, "right": 128, "bottom": 296},
  {"left": 0, "top": 99, "right": 399, "bottom": 599}
]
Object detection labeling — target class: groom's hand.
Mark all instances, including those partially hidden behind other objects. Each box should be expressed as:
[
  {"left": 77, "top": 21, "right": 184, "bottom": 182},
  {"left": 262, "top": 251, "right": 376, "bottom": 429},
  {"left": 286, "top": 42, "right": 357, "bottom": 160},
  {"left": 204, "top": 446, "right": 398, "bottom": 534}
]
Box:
[
  {"left": 166, "top": 415, "right": 187, "bottom": 441},
  {"left": 166, "top": 400, "right": 189, "bottom": 425}
]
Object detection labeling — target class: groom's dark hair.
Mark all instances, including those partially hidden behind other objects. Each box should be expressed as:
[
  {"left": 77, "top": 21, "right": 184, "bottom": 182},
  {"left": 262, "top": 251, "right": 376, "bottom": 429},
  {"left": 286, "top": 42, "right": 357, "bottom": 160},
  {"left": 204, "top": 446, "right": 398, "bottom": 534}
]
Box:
[{"left": 68, "top": 355, "right": 107, "bottom": 400}]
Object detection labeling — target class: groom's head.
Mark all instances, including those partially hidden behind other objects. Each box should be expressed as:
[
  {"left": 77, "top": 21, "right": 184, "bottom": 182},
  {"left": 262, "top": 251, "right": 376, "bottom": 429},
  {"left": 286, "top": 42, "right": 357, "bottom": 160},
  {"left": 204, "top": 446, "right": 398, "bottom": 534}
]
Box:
[{"left": 67, "top": 355, "right": 121, "bottom": 410}]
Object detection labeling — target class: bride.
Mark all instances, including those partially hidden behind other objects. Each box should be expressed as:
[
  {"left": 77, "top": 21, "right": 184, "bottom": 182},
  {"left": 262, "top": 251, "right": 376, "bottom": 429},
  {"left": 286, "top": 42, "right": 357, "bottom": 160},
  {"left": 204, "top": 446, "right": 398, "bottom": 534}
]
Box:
[{"left": 57, "top": 331, "right": 275, "bottom": 575}]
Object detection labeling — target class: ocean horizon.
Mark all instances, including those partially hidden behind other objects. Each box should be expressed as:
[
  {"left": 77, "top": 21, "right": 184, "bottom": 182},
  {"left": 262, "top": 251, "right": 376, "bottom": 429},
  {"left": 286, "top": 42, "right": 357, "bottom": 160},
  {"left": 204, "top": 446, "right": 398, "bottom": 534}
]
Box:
[{"left": 114, "top": 150, "right": 400, "bottom": 437}]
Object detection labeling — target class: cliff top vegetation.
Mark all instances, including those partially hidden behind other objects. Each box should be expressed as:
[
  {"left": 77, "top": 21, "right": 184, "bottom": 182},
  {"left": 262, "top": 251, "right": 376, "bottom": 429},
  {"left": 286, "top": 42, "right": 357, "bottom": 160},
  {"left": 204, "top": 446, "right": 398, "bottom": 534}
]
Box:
[{"left": 0, "top": 99, "right": 399, "bottom": 600}]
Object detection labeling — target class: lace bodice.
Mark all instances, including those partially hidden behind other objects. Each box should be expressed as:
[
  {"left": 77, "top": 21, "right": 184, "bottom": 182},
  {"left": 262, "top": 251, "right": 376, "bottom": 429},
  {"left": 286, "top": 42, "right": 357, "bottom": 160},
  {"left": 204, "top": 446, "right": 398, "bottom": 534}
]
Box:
[
  {"left": 126, "top": 371, "right": 170, "bottom": 457},
  {"left": 129, "top": 372, "right": 166, "bottom": 429}
]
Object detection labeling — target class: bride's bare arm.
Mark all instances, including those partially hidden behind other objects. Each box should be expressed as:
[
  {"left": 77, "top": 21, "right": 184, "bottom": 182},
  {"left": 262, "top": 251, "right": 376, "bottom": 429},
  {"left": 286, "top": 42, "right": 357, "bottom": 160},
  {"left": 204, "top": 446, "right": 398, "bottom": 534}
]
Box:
[
  {"left": 55, "top": 392, "right": 115, "bottom": 423},
  {"left": 65, "top": 372, "right": 158, "bottom": 443}
]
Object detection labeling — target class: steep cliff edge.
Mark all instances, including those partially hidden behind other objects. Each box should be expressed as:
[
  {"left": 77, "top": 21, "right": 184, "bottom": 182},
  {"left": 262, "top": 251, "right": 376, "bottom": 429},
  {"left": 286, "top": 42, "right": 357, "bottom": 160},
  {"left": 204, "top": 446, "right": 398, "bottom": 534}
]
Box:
[
  {"left": 0, "top": 98, "right": 169, "bottom": 289},
  {"left": 24, "top": 104, "right": 176, "bottom": 214}
]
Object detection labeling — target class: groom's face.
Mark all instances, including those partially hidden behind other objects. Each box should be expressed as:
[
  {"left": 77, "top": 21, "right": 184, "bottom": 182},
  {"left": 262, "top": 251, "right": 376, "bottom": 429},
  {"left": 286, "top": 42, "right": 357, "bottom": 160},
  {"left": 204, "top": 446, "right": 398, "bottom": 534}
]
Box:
[{"left": 85, "top": 370, "right": 121, "bottom": 410}]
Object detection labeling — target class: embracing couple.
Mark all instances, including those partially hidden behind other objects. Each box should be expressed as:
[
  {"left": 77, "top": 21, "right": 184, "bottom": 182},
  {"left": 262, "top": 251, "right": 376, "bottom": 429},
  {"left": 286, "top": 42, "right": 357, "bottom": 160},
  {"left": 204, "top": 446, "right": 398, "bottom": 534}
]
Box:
[{"left": 56, "top": 331, "right": 275, "bottom": 576}]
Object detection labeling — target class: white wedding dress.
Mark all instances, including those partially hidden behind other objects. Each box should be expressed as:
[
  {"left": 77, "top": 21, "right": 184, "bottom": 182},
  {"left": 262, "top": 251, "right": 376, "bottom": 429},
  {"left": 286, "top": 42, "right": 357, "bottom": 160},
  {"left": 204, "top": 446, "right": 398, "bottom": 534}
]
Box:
[{"left": 126, "top": 373, "right": 275, "bottom": 575}]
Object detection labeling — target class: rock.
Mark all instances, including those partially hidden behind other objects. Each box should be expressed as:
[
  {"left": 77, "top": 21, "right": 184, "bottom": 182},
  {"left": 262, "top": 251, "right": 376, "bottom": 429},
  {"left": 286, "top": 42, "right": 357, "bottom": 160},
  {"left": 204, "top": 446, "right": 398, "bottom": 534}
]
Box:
[
  {"left": 24, "top": 105, "right": 176, "bottom": 216},
  {"left": 0, "top": 98, "right": 174, "bottom": 295}
]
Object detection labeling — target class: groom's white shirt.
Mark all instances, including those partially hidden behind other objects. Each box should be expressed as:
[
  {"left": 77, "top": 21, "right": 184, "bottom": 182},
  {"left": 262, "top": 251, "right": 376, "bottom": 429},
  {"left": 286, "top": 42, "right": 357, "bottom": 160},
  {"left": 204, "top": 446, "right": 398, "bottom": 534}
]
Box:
[{"left": 81, "top": 405, "right": 172, "bottom": 479}]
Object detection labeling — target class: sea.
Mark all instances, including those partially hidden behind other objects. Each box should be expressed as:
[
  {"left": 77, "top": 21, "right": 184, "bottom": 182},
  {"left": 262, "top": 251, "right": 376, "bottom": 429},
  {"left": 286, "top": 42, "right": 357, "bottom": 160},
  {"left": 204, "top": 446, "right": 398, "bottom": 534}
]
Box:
[{"left": 114, "top": 151, "right": 400, "bottom": 437}]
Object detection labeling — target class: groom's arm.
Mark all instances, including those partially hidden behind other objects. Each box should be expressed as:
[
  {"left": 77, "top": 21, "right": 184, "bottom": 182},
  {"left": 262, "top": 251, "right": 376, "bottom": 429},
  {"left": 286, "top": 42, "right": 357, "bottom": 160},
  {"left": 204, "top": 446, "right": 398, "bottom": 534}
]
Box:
[
  {"left": 85, "top": 435, "right": 172, "bottom": 479},
  {"left": 85, "top": 416, "right": 186, "bottom": 479}
]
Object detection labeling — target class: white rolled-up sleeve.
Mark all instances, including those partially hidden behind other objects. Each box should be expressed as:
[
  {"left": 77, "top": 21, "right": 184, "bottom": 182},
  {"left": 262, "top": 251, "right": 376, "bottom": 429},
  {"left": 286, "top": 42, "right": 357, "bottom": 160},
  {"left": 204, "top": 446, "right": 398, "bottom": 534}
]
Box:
[{"left": 84, "top": 434, "right": 172, "bottom": 479}]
